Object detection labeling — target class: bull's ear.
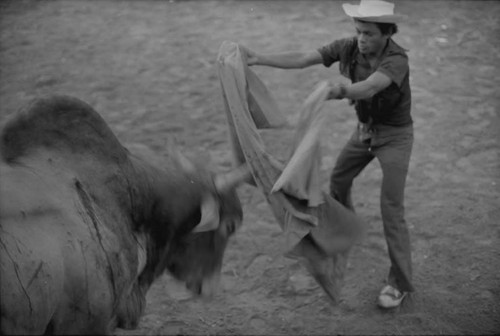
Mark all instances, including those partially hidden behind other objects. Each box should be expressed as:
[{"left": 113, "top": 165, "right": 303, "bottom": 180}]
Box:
[
  {"left": 215, "top": 164, "right": 252, "bottom": 193},
  {"left": 192, "top": 194, "right": 220, "bottom": 233}
]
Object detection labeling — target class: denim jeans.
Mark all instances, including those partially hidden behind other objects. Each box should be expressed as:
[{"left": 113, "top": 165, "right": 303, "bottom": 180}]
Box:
[{"left": 329, "top": 123, "right": 415, "bottom": 292}]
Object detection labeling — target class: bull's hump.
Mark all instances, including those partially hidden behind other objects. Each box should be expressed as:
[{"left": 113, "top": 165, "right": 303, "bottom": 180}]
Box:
[{"left": 1, "top": 95, "right": 128, "bottom": 164}]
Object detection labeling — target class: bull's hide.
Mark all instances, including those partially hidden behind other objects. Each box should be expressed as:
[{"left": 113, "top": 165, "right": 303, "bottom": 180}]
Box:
[
  {"left": 0, "top": 95, "right": 239, "bottom": 335},
  {"left": 0, "top": 96, "right": 152, "bottom": 334}
]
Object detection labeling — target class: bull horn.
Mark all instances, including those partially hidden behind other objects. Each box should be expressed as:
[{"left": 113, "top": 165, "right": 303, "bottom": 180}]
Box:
[
  {"left": 172, "top": 149, "right": 197, "bottom": 175},
  {"left": 215, "top": 164, "right": 252, "bottom": 193},
  {"left": 192, "top": 194, "right": 220, "bottom": 233}
]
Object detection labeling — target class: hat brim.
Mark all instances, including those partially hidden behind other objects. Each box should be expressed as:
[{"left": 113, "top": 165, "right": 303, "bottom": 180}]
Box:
[{"left": 342, "top": 3, "right": 406, "bottom": 23}]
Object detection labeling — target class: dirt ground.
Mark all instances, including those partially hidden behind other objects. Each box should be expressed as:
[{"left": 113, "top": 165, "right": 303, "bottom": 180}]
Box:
[{"left": 1, "top": 0, "right": 499, "bottom": 335}]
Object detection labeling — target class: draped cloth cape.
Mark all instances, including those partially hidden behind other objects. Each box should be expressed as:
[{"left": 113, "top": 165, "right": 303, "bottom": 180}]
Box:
[{"left": 217, "top": 41, "right": 364, "bottom": 258}]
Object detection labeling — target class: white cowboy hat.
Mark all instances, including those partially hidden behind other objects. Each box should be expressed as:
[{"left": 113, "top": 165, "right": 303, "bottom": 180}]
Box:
[{"left": 342, "top": 0, "right": 406, "bottom": 23}]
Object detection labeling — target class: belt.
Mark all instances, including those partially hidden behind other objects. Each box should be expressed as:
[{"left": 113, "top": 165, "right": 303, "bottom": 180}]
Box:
[{"left": 359, "top": 122, "right": 413, "bottom": 134}]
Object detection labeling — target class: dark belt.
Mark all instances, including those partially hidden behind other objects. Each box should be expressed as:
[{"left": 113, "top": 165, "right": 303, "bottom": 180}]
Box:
[{"left": 358, "top": 122, "right": 413, "bottom": 141}]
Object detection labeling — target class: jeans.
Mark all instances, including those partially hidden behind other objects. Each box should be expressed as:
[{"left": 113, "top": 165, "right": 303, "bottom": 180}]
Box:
[{"left": 329, "top": 123, "right": 415, "bottom": 292}]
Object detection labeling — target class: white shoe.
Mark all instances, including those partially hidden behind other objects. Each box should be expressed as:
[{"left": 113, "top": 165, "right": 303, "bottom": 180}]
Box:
[{"left": 377, "top": 285, "right": 407, "bottom": 308}]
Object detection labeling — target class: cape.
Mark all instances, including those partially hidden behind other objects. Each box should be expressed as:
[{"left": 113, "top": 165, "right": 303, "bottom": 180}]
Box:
[{"left": 217, "top": 41, "right": 364, "bottom": 256}]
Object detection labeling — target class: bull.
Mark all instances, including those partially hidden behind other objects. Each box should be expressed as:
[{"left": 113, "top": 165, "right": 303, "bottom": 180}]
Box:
[{"left": 0, "top": 95, "right": 249, "bottom": 335}]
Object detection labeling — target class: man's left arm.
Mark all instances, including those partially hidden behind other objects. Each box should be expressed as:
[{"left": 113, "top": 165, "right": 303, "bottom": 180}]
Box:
[
  {"left": 329, "top": 53, "right": 408, "bottom": 100},
  {"left": 328, "top": 71, "right": 392, "bottom": 100}
]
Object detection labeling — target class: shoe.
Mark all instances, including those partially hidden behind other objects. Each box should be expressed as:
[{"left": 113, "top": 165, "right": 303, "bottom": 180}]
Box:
[{"left": 377, "top": 285, "right": 407, "bottom": 308}]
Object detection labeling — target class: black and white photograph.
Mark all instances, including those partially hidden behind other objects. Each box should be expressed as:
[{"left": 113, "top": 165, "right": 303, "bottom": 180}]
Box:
[{"left": 0, "top": 0, "right": 498, "bottom": 334}]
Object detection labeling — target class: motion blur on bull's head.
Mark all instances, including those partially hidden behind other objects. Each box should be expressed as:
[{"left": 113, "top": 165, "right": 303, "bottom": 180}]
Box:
[{"left": 156, "top": 153, "right": 250, "bottom": 296}]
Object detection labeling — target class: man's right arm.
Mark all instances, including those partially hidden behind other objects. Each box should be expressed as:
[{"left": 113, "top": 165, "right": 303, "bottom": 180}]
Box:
[{"left": 245, "top": 48, "right": 323, "bottom": 69}]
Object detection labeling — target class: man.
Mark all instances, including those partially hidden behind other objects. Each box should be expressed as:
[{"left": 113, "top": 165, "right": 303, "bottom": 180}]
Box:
[{"left": 244, "top": 0, "right": 414, "bottom": 308}]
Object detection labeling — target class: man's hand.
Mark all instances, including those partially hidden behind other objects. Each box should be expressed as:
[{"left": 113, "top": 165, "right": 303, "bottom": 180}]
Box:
[
  {"left": 327, "top": 84, "right": 341, "bottom": 100},
  {"left": 327, "top": 83, "right": 347, "bottom": 100},
  {"left": 240, "top": 45, "right": 258, "bottom": 66}
]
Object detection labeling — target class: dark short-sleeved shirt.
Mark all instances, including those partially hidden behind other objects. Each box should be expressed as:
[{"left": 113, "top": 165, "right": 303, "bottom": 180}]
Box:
[{"left": 318, "top": 37, "right": 412, "bottom": 127}]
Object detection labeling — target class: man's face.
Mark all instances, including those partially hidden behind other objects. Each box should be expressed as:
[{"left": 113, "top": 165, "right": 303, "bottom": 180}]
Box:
[{"left": 354, "top": 20, "right": 388, "bottom": 56}]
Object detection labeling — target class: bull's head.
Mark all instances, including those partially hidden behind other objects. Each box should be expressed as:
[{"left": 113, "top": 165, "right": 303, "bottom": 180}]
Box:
[{"left": 162, "top": 151, "right": 252, "bottom": 297}]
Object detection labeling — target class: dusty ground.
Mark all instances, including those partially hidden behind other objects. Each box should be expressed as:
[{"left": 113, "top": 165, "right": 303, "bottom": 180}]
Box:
[{"left": 1, "top": 0, "right": 499, "bottom": 335}]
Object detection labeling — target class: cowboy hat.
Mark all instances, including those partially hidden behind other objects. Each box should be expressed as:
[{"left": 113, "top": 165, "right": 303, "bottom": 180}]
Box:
[{"left": 342, "top": 0, "right": 406, "bottom": 23}]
